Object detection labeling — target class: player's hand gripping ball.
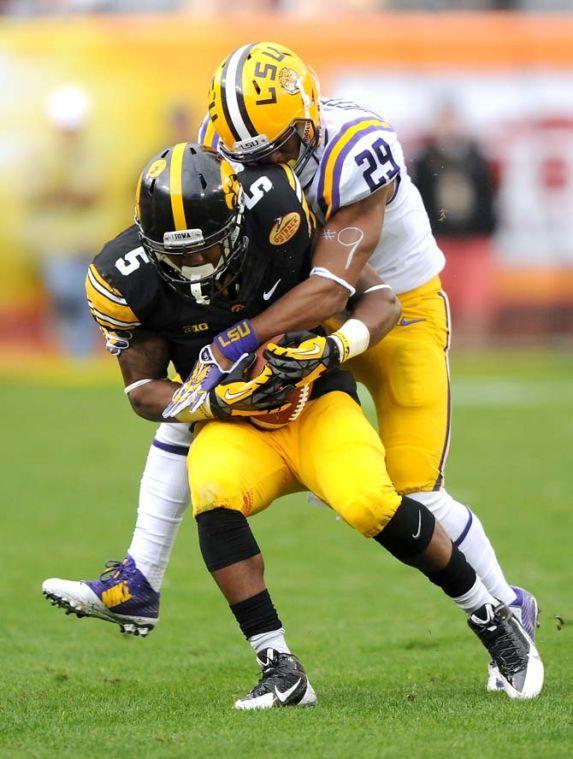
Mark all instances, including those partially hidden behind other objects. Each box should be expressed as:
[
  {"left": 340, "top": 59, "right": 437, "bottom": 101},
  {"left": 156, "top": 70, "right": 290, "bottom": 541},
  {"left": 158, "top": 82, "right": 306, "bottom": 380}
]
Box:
[
  {"left": 264, "top": 330, "right": 341, "bottom": 387},
  {"left": 247, "top": 334, "right": 314, "bottom": 430}
]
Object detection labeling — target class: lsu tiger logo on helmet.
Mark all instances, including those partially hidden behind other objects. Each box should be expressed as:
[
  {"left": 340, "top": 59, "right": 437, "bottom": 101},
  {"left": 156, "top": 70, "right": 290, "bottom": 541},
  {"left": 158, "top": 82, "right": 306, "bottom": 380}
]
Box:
[{"left": 208, "top": 41, "right": 321, "bottom": 175}]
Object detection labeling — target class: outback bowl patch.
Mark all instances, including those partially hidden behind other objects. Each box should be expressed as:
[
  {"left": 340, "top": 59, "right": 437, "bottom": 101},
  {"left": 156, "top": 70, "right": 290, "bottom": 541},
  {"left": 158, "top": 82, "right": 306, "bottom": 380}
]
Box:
[{"left": 269, "top": 212, "right": 301, "bottom": 245}]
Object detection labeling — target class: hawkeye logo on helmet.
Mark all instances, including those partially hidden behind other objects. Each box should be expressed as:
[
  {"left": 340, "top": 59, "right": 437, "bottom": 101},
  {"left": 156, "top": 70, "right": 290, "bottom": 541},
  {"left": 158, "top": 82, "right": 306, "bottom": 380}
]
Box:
[
  {"left": 163, "top": 229, "right": 204, "bottom": 248},
  {"left": 146, "top": 159, "right": 167, "bottom": 179},
  {"left": 233, "top": 134, "right": 269, "bottom": 154}
]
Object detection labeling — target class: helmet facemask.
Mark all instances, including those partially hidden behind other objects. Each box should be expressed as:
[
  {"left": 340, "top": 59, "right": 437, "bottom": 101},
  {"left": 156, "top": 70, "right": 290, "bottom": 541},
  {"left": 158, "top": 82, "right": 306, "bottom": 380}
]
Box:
[
  {"left": 137, "top": 198, "right": 247, "bottom": 305},
  {"left": 219, "top": 119, "right": 319, "bottom": 176}
]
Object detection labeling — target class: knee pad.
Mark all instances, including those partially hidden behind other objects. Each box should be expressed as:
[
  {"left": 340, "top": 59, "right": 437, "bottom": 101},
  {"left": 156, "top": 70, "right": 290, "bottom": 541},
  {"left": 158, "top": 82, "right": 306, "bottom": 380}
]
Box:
[
  {"left": 196, "top": 508, "right": 260, "bottom": 572},
  {"left": 410, "top": 490, "right": 472, "bottom": 547},
  {"left": 374, "top": 496, "right": 435, "bottom": 560}
]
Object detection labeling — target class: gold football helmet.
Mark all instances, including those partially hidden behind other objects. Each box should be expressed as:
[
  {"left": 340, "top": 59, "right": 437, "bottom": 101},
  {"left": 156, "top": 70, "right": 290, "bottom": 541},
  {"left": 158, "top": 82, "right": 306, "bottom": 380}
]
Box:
[{"left": 208, "top": 41, "right": 320, "bottom": 174}]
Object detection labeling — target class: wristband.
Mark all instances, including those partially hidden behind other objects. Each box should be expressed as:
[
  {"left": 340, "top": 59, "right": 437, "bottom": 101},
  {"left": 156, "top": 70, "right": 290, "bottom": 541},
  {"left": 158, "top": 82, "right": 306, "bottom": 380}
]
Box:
[
  {"left": 330, "top": 318, "right": 370, "bottom": 363},
  {"left": 214, "top": 319, "right": 260, "bottom": 362}
]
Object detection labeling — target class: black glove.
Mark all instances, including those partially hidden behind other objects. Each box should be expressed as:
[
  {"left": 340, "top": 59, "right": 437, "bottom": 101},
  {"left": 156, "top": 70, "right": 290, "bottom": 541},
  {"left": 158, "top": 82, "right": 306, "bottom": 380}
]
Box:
[
  {"left": 264, "top": 331, "right": 342, "bottom": 387},
  {"left": 209, "top": 353, "right": 293, "bottom": 420}
]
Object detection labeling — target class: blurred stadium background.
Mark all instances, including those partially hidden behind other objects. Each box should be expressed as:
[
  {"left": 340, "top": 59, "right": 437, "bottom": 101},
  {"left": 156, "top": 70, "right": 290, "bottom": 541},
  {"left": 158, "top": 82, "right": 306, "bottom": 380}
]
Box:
[
  {"left": 1, "top": 0, "right": 572, "bottom": 360},
  {"left": 2, "top": 2, "right": 572, "bottom": 756}
]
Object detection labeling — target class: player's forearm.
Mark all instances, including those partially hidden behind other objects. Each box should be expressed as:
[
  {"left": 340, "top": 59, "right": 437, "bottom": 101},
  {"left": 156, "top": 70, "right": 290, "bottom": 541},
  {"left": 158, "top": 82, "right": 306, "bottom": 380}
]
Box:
[
  {"left": 349, "top": 288, "right": 401, "bottom": 347},
  {"left": 350, "top": 266, "right": 401, "bottom": 347},
  {"left": 127, "top": 379, "right": 183, "bottom": 422},
  {"left": 250, "top": 275, "right": 349, "bottom": 343}
]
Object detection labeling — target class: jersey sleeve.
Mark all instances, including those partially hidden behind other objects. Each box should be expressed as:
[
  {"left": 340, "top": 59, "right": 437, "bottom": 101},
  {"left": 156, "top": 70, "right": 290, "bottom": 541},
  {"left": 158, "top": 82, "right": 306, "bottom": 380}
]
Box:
[
  {"left": 197, "top": 112, "right": 221, "bottom": 151},
  {"left": 316, "top": 118, "right": 402, "bottom": 221},
  {"left": 85, "top": 262, "right": 142, "bottom": 335}
]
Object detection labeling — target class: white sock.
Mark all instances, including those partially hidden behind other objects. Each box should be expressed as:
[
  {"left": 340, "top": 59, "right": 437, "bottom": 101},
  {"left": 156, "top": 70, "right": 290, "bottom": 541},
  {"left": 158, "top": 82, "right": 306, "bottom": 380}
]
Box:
[
  {"left": 411, "top": 489, "right": 516, "bottom": 606},
  {"left": 249, "top": 627, "right": 291, "bottom": 656},
  {"left": 453, "top": 577, "right": 497, "bottom": 615},
  {"left": 128, "top": 423, "right": 192, "bottom": 592}
]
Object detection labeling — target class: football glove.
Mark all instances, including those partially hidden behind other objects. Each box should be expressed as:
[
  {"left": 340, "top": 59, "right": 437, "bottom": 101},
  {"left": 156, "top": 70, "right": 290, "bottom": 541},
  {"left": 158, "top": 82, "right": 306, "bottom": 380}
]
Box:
[
  {"left": 208, "top": 353, "right": 293, "bottom": 420},
  {"left": 264, "top": 331, "right": 344, "bottom": 387},
  {"left": 162, "top": 344, "right": 228, "bottom": 419}
]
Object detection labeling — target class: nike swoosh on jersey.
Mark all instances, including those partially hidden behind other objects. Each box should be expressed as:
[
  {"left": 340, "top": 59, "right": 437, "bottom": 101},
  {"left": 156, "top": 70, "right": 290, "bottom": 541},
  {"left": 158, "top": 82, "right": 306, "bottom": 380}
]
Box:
[
  {"left": 263, "top": 279, "right": 282, "bottom": 301},
  {"left": 399, "top": 318, "right": 426, "bottom": 327},
  {"left": 274, "top": 678, "right": 302, "bottom": 703}
]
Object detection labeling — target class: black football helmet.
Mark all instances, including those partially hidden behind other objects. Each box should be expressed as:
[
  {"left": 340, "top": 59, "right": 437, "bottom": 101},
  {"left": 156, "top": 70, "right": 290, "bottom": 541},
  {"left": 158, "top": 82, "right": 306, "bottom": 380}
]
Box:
[{"left": 135, "top": 142, "right": 247, "bottom": 304}]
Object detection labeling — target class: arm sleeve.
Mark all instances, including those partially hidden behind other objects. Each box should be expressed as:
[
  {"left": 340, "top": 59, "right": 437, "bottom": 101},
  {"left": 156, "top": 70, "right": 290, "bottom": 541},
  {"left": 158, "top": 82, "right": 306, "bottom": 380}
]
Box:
[{"left": 316, "top": 119, "right": 402, "bottom": 221}]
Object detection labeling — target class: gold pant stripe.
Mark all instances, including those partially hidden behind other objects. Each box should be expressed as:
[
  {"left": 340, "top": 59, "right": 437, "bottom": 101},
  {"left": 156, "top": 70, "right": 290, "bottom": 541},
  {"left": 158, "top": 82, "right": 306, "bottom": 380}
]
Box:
[{"left": 342, "top": 275, "right": 451, "bottom": 495}]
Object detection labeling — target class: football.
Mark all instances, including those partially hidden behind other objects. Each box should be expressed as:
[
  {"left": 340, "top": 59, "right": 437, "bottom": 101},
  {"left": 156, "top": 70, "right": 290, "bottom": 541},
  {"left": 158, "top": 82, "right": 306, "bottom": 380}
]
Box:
[{"left": 249, "top": 334, "right": 313, "bottom": 430}]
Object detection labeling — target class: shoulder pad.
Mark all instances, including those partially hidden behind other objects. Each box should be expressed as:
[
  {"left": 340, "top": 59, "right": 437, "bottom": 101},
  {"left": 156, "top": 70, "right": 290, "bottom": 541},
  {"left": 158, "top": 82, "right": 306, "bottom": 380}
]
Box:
[
  {"left": 316, "top": 118, "right": 400, "bottom": 220},
  {"left": 87, "top": 226, "right": 149, "bottom": 333},
  {"left": 240, "top": 164, "right": 315, "bottom": 240}
]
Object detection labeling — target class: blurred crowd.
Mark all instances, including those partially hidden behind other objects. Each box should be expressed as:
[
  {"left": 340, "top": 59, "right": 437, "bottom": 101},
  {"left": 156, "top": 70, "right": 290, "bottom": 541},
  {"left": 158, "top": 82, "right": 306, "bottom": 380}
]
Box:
[{"left": 1, "top": 0, "right": 572, "bottom": 15}]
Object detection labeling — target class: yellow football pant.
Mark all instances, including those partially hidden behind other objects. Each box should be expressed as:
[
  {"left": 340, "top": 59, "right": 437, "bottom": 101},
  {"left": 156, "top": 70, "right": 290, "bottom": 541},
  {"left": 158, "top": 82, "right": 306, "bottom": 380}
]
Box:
[
  {"left": 189, "top": 391, "right": 402, "bottom": 538},
  {"left": 344, "top": 275, "right": 451, "bottom": 495}
]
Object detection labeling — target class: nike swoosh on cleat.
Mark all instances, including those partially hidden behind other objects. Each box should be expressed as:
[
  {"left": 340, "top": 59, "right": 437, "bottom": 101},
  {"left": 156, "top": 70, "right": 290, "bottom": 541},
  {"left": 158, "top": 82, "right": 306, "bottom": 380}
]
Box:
[
  {"left": 263, "top": 279, "right": 282, "bottom": 301},
  {"left": 274, "top": 678, "right": 302, "bottom": 703},
  {"left": 399, "top": 318, "right": 425, "bottom": 327},
  {"left": 412, "top": 511, "right": 422, "bottom": 539}
]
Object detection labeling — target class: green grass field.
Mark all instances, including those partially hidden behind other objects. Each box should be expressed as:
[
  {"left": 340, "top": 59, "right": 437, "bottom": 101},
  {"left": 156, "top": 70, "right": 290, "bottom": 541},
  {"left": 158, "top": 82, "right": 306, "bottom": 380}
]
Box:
[{"left": 1, "top": 349, "right": 572, "bottom": 758}]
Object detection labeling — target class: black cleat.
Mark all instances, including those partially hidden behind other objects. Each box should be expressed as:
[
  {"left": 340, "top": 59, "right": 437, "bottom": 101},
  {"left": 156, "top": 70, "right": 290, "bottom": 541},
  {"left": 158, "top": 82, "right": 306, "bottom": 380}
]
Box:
[
  {"left": 468, "top": 602, "right": 544, "bottom": 699},
  {"left": 234, "top": 648, "right": 317, "bottom": 710}
]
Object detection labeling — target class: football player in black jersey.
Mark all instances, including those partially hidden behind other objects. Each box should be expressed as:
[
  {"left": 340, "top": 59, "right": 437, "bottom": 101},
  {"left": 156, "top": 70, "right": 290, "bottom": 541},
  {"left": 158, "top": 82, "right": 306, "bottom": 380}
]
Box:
[{"left": 44, "top": 144, "right": 540, "bottom": 709}]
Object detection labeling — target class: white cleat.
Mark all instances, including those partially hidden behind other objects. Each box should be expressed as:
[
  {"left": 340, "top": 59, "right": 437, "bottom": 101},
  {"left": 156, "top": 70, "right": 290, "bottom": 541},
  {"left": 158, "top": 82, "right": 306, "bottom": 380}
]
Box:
[
  {"left": 234, "top": 649, "right": 317, "bottom": 710},
  {"left": 469, "top": 602, "right": 544, "bottom": 700}
]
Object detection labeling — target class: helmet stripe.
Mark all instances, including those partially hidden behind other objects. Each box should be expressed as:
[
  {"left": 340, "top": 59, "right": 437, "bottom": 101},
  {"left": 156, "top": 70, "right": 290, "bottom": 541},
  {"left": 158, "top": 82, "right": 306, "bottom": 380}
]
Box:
[
  {"left": 233, "top": 43, "right": 257, "bottom": 138},
  {"left": 169, "top": 142, "right": 188, "bottom": 231},
  {"left": 221, "top": 43, "right": 257, "bottom": 142}
]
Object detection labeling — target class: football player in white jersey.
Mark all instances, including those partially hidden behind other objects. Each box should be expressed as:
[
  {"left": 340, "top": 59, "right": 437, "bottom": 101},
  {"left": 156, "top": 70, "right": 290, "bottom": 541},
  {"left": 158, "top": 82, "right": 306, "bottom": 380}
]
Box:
[
  {"left": 194, "top": 41, "right": 541, "bottom": 695},
  {"left": 44, "top": 42, "right": 542, "bottom": 699}
]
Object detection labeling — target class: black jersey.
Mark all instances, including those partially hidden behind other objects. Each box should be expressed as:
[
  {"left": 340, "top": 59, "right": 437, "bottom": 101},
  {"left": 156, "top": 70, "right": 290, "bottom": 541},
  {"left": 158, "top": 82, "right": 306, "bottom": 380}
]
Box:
[{"left": 86, "top": 163, "right": 356, "bottom": 400}]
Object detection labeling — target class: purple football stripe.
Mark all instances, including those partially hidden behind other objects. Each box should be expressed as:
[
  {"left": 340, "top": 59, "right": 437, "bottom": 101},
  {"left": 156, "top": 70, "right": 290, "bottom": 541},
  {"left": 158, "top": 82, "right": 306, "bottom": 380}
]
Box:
[
  {"left": 152, "top": 439, "right": 190, "bottom": 457},
  {"left": 316, "top": 117, "right": 373, "bottom": 207},
  {"left": 330, "top": 124, "right": 388, "bottom": 216}
]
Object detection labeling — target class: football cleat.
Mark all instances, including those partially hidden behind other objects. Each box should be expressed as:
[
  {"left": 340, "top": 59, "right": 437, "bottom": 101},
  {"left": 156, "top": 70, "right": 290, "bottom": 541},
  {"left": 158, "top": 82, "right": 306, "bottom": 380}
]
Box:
[
  {"left": 469, "top": 601, "right": 543, "bottom": 699},
  {"left": 42, "top": 555, "right": 159, "bottom": 637},
  {"left": 486, "top": 586, "right": 539, "bottom": 692},
  {"left": 234, "top": 648, "right": 317, "bottom": 710}
]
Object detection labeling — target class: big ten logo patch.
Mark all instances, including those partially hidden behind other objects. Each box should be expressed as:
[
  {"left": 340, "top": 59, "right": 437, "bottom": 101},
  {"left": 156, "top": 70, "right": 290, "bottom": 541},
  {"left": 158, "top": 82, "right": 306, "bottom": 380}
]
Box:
[{"left": 183, "top": 322, "right": 209, "bottom": 334}]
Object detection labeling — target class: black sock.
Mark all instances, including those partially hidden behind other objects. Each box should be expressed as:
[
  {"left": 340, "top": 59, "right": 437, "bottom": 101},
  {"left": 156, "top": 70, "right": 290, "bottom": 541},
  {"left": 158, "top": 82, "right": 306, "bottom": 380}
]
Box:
[
  {"left": 426, "top": 545, "right": 477, "bottom": 598},
  {"left": 230, "top": 589, "right": 282, "bottom": 639}
]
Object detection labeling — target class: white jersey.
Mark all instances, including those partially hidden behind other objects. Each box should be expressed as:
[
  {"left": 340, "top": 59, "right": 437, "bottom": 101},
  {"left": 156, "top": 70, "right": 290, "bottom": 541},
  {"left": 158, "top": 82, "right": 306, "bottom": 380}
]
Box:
[
  {"left": 297, "top": 98, "right": 444, "bottom": 294},
  {"left": 199, "top": 99, "right": 445, "bottom": 294}
]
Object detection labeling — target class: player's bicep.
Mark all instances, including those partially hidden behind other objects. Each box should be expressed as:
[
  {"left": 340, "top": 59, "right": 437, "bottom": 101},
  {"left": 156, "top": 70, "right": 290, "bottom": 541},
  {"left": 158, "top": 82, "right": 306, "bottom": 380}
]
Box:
[{"left": 117, "top": 331, "right": 170, "bottom": 388}]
